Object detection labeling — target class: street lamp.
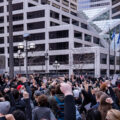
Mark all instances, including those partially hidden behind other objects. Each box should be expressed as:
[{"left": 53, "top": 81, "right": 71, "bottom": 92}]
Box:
[
  {"left": 44, "top": 52, "right": 49, "bottom": 73},
  {"left": 14, "top": 50, "right": 25, "bottom": 74},
  {"left": 53, "top": 61, "right": 60, "bottom": 77},
  {"left": 18, "top": 33, "right": 35, "bottom": 78},
  {"left": 8, "top": 0, "right": 14, "bottom": 79}
]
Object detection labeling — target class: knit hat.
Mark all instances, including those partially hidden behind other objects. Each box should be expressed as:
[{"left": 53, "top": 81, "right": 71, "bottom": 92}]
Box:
[
  {"left": 0, "top": 101, "right": 10, "bottom": 114},
  {"left": 34, "top": 90, "right": 42, "bottom": 96},
  {"left": 17, "top": 85, "right": 22, "bottom": 91}
]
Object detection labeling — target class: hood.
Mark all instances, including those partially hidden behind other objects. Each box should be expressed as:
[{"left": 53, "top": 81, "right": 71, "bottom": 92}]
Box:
[{"left": 0, "top": 101, "right": 10, "bottom": 114}]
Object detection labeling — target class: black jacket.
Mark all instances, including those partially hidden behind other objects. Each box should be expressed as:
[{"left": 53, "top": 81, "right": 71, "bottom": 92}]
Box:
[{"left": 64, "top": 95, "right": 76, "bottom": 120}]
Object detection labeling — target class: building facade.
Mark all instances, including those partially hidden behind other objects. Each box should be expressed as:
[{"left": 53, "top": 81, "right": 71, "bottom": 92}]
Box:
[
  {"left": 78, "top": 0, "right": 111, "bottom": 10},
  {"left": 112, "top": 0, "right": 120, "bottom": 19},
  {"left": 0, "top": 0, "right": 119, "bottom": 77}
]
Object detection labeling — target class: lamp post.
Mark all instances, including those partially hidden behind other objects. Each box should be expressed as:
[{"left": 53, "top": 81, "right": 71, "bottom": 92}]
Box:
[
  {"left": 45, "top": 52, "right": 49, "bottom": 76},
  {"left": 14, "top": 50, "right": 24, "bottom": 74},
  {"left": 53, "top": 61, "right": 60, "bottom": 78},
  {"left": 8, "top": 0, "right": 14, "bottom": 79},
  {"left": 18, "top": 33, "right": 35, "bottom": 78}
]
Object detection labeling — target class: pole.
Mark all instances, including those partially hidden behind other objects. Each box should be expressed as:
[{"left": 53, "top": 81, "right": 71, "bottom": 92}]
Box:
[
  {"left": 25, "top": 40, "right": 28, "bottom": 78},
  {"left": 19, "top": 54, "right": 21, "bottom": 74},
  {"left": 56, "top": 66, "right": 57, "bottom": 78},
  {"left": 108, "top": 38, "right": 110, "bottom": 78},
  {"left": 45, "top": 52, "right": 49, "bottom": 79},
  {"left": 114, "top": 36, "right": 116, "bottom": 74},
  {"left": 8, "top": 0, "right": 14, "bottom": 79}
]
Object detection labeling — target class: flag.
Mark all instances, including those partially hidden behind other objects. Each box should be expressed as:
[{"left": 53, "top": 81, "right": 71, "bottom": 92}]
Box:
[
  {"left": 111, "top": 30, "right": 116, "bottom": 40},
  {"left": 117, "top": 32, "right": 120, "bottom": 44}
]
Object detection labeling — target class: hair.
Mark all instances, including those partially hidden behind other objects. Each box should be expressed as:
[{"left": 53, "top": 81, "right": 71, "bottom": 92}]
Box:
[
  {"left": 95, "top": 91, "right": 104, "bottom": 101},
  {"left": 113, "top": 87, "right": 120, "bottom": 106},
  {"left": 13, "top": 110, "right": 26, "bottom": 120},
  {"left": 38, "top": 95, "right": 49, "bottom": 107},
  {"left": 98, "top": 94, "right": 112, "bottom": 120},
  {"left": 50, "top": 88, "right": 56, "bottom": 96},
  {"left": 86, "top": 109, "right": 102, "bottom": 120},
  {"left": 100, "top": 83, "right": 107, "bottom": 92},
  {"left": 106, "top": 109, "right": 120, "bottom": 120},
  {"left": 55, "top": 84, "right": 63, "bottom": 94},
  {"left": 12, "top": 89, "right": 20, "bottom": 100}
]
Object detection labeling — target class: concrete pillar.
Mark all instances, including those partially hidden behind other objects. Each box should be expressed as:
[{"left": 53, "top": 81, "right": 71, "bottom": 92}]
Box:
[
  {"left": 69, "top": 25, "right": 74, "bottom": 78},
  {"left": 95, "top": 48, "right": 100, "bottom": 77},
  {"left": 45, "top": 8, "right": 50, "bottom": 73}
]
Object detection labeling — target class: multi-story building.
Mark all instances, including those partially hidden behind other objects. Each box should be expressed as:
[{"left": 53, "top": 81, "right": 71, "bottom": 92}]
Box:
[
  {"left": 78, "top": 0, "right": 111, "bottom": 10},
  {"left": 112, "top": 0, "right": 120, "bottom": 19},
  {"left": 0, "top": 0, "right": 119, "bottom": 77}
]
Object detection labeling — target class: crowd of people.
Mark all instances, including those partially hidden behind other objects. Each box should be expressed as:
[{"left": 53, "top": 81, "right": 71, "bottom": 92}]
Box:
[{"left": 0, "top": 73, "right": 120, "bottom": 120}]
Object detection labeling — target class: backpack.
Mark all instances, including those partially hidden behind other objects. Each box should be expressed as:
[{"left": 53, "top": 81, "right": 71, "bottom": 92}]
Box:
[{"left": 54, "top": 96, "right": 64, "bottom": 120}]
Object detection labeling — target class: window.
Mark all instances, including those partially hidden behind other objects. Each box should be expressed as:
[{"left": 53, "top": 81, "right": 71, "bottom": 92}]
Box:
[
  {"left": 0, "top": 27, "right": 4, "bottom": 33},
  {"left": 73, "top": 53, "right": 94, "bottom": 64},
  {"left": 50, "top": 10, "right": 59, "bottom": 20},
  {"left": 62, "top": 15, "right": 70, "bottom": 23},
  {"left": 0, "top": 0, "right": 3, "bottom": 3},
  {"left": 85, "top": 34, "right": 91, "bottom": 42},
  {"left": 70, "top": 3, "right": 77, "bottom": 10},
  {"left": 28, "top": 56, "right": 45, "bottom": 65},
  {"left": 0, "top": 47, "right": 4, "bottom": 54},
  {"left": 0, "top": 6, "right": 3, "bottom": 13},
  {"left": 27, "top": 10, "right": 45, "bottom": 19},
  {"left": 74, "top": 31, "right": 82, "bottom": 39},
  {"left": 62, "top": 7, "right": 69, "bottom": 13},
  {"left": 117, "top": 56, "right": 120, "bottom": 65},
  {"left": 112, "top": 15, "right": 120, "bottom": 19},
  {"left": 8, "top": 46, "right": 19, "bottom": 53},
  {"left": 71, "top": 11, "right": 77, "bottom": 16},
  {"left": 100, "top": 53, "right": 107, "bottom": 64},
  {"left": 9, "top": 24, "right": 23, "bottom": 32},
  {"left": 8, "top": 58, "right": 24, "bottom": 66},
  {"left": 0, "top": 37, "right": 4, "bottom": 44},
  {"left": 112, "top": 0, "right": 120, "bottom": 5},
  {"left": 0, "top": 17, "right": 4, "bottom": 23},
  {"left": 62, "top": 0, "right": 69, "bottom": 7},
  {"left": 7, "top": 3, "right": 23, "bottom": 11},
  {"left": 112, "top": 5, "right": 120, "bottom": 14},
  {"left": 49, "top": 55, "right": 69, "bottom": 65},
  {"left": 110, "top": 55, "right": 115, "bottom": 65},
  {"left": 74, "top": 42, "right": 82, "bottom": 48},
  {"left": 33, "top": 44, "right": 45, "bottom": 51},
  {"left": 29, "top": 33, "right": 45, "bottom": 41},
  {"left": 41, "top": 0, "right": 48, "bottom": 4},
  {"left": 72, "top": 19, "right": 79, "bottom": 26},
  {"left": 93, "top": 37, "right": 100, "bottom": 44},
  {"left": 81, "top": 23, "right": 88, "bottom": 29},
  {"left": 8, "top": 35, "right": 23, "bottom": 43},
  {"left": 8, "top": 14, "right": 23, "bottom": 21},
  {"left": 27, "top": 21, "right": 45, "bottom": 30},
  {"left": 101, "top": 69, "right": 107, "bottom": 76},
  {"left": 52, "top": 3, "right": 60, "bottom": 9},
  {"left": 49, "top": 30, "right": 69, "bottom": 39},
  {"left": 50, "top": 22, "right": 59, "bottom": 26},
  {"left": 49, "top": 42, "right": 69, "bottom": 50},
  {"left": 28, "top": 3, "right": 36, "bottom": 7}
]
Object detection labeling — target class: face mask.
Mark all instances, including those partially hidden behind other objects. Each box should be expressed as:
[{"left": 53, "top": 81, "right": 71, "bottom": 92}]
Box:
[{"left": 20, "top": 89, "right": 24, "bottom": 94}]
